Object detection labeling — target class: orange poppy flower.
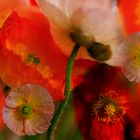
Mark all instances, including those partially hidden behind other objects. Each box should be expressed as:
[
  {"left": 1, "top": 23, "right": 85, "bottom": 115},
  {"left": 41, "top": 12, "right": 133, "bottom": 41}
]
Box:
[{"left": 0, "top": 5, "right": 94, "bottom": 101}]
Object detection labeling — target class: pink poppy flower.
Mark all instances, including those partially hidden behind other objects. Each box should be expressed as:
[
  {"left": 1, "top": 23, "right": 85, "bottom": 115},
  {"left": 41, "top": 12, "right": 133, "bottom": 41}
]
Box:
[{"left": 3, "top": 84, "right": 55, "bottom": 136}]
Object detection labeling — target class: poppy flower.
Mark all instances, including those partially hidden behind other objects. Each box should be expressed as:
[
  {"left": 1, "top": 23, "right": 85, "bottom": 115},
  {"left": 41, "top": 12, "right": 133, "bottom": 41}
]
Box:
[
  {"left": 3, "top": 84, "right": 55, "bottom": 136},
  {"left": 36, "top": 0, "right": 124, "bottom": 66},
  {"left": 113, "top": 1, "right": 140, "bottom": 82},
  {"left": 0, "top": 5, "right": 94, "bottom": 101},
  {"left": 74, "top": 64, "right": 140, "bottom": 140}
]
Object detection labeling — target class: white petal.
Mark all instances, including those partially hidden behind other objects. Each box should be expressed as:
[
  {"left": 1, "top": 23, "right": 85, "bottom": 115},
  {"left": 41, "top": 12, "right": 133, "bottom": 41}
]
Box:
[
  {"left": 70, "top": 5, "right": 124, "bottom": 45},
  {"left": 37, "top": 0, "right": 70, "bottom": 29},
  {"left": 122, "top": 60, "right": 140, "bottom": 82},
  {"left": 37, "top": 0, "right": 117, "bottom": 16},
  {"left": 37, "top": 0, "right": 85, "bottom": 16},
  {"left": 116, "top": 32, "right": 140, "bottom": 82}
]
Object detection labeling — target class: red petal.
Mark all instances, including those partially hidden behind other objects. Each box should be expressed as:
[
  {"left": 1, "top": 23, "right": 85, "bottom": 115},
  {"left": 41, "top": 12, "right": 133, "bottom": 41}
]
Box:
[{"left": 119, "top": 0, "right": 140, "bottom": 34}]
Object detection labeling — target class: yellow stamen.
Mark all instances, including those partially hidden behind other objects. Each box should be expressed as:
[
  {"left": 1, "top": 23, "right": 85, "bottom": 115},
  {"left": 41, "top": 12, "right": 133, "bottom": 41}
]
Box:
[
  {"left": 93, "top": 90, "right": 127, "bottom": 124},
  {"left": 104, "top": 103, "right": 116, "bottom": 116},
  {"left": 20, "top": 104, "right": 33, "bottom": 118}
]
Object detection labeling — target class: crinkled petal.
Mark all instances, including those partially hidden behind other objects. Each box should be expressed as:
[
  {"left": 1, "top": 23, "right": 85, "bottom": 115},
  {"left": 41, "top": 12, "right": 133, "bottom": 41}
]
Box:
[
  {"left": 22, "top": 84, "right": 55, "bottom": 114},
  {"left": 123, "top": 60, "right": 140, "bottom": 82},
  {"left": 3, "top": 84, "right": 55, "bottom": 136},
  {"left": 2, "top": 107, "right": 25, "bottom": 135},
  {"left": 25, "top": 112, "right": 52, "bottom": 135},
  {"left": 117, "top": 33, "right": 140, "bottom": 82},
  {"left": 5, "top": 87, "right": 26, "bottom": 108},
  {"left": 24, "top": 119, "right": 36, "bottom": 135}
]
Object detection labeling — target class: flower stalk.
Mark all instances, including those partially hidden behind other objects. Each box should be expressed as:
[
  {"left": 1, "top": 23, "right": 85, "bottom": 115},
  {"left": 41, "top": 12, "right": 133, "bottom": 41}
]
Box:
[{"left": 47, "top": 44, "right": 80, "bottom": 140}]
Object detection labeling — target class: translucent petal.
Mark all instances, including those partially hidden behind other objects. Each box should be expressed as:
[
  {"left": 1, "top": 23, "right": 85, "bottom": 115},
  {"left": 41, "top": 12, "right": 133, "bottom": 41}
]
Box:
[
  {"left": 37, "top": 0, "right": 123, "bottom": 65},
  {"left": 25, "top": 85, "right": 54, "bottom": 109},
  {"left": 3, "top": 84, "right": 55, "bottom": 135},
  {"left": 5, "top": 87, "right": 26, "bottom": 108},
  {"left": 70, "top": 6, "right": 123, "bottom": 45},
  {"left": 25, "top": 112, "right": 52, "bottom": 134},
  {"left": 50, "top": 23, "right": 93, "bottom": 60},
  {"left": 37, "top": 0, "right": 70, "bottom": 29},
  {"left": 3, "top": 107, "right": 25, "bottom": 136},
  {"left": 118, "top": 33, "right": 140, "bottom": 82},
  {"left": 37, "top": 0, "right": 85, "bottom": 16},
  {"left": 37, "top": 0, "right": 117, "bottom": 16},
  {"left": 24, "top": 120, "right": 36, "bottom": 135},
  {"left": 123, "top": 60, "right": 140, "bottom": 82}
]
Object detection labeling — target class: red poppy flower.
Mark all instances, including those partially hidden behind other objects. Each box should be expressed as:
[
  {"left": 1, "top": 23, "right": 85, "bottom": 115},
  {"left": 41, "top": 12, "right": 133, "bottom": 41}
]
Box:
[
  {"left": 74, "top": 64, "right": 140, "bottom": 140},
  {"left": 0, "top": 5, "right": 94, "bottom": 101}
]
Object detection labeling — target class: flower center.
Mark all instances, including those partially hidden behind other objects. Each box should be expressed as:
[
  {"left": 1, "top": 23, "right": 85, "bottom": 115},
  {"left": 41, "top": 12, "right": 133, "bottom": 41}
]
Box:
[
  {"left": 93, "top": 90, "right": 127, "bottom": 124},
  {"left": 25, "top": 54, "right": 40, "bottom": 65},
  {"left": 69, "top": 28, "right": 112, "bottom": 61},
  {"left": 70, "top": 28, "right": 94, "bottom": 47},
  {"left": 104, "top": 103, "right": 116, "bottom": 116},
  {"left": 20, "top": 104, "right": 33, "bottom": 118}
]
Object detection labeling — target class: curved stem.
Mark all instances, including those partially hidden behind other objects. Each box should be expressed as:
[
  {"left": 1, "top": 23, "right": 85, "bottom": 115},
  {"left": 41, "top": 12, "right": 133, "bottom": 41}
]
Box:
[{"left": 47, "top": 44, "right": 80, "bottom": 140}]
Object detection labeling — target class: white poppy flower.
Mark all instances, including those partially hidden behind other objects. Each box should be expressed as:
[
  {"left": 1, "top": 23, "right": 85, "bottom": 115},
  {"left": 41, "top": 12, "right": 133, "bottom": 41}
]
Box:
[
  {"left": 37, "top": 0, "right": 124, "bottom": 66},
  {"left": 118, "top": 33, "right": 140, "bottom": 82}
]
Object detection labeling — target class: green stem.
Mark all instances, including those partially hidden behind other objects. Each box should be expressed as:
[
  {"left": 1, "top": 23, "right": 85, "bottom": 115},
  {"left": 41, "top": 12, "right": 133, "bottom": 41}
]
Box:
[{"left": 47, "top": 44, "right": 80, "bottom": 140}]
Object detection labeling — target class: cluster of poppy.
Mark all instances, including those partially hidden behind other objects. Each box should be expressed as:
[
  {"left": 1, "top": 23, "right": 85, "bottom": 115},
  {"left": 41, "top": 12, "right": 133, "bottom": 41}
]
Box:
[
  {"left": 36, "top": 1, "right": 140, "bottom": 139},
  {"left": 0, "top": 0, "right": 93, "bottom": 136},
  {"left": 0, "top": 0, "right": 140, "bottom": 140}
]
